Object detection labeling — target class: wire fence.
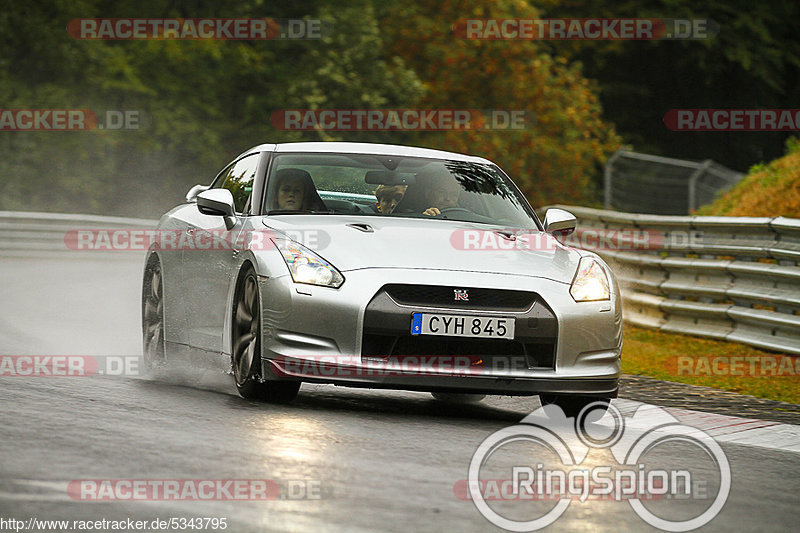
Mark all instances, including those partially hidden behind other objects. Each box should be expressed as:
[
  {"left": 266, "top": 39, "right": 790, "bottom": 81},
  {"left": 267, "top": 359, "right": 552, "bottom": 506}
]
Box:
[{"left": 604, "top": 150, "right": 745, "bottom": 215}]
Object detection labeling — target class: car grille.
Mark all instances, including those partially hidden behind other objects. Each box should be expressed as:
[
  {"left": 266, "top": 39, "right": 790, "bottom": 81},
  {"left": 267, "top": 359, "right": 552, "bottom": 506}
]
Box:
[
  {"left": 361, "top": 286, "right": 558, "bottom": 370},
  {"left": 383, "top": 284, "right": 535, "bottom": 311},
  {"left": 361, "top": 333, "right": 556, "bottom": 370}
]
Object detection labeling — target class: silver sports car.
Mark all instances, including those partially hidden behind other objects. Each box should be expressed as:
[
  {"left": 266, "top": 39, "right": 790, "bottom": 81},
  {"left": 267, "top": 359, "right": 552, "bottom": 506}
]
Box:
[{"left": 142, "top": 142, "right": 622, "bottom": 415}]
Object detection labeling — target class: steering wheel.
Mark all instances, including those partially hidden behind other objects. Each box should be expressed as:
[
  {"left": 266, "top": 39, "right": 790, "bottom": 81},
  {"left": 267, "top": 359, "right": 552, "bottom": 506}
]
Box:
[{"left": 438, "top": 207, "right": 473, "bottom": 217}]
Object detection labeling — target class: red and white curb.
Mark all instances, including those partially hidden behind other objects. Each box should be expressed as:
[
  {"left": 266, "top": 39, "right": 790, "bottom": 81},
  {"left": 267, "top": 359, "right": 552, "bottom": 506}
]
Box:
[{"left": 611, "top": 398, "right": 800, "bottom": 453}]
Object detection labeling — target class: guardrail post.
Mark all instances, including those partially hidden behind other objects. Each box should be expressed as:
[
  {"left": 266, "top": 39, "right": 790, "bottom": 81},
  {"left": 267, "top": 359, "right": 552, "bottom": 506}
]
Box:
[
  {"left": 687, "top": 159, "right": 713, "bottom": 212},
  {"left": 604, "top": 150, "right": 622, "bottom": 210}
]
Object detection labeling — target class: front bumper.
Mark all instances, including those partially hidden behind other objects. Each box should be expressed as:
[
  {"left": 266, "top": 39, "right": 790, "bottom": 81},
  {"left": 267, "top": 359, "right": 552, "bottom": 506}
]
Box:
[{"left": 257, "top": 267, "right": 622, "bottom": 396}]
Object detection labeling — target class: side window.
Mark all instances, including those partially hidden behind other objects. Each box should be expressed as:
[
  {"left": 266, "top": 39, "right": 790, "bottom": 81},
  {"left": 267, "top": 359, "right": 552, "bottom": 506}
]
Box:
[{"left": 212, "top": 154, "right": 259, "bottom": 214}]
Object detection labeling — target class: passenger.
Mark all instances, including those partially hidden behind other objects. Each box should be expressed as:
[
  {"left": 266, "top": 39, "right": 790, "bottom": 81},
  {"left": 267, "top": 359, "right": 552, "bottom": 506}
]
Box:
[
  {"left": 374, "top": 185, "right": 408, "bottom": 214},
  {"left": 270, "top": 169, "right": 326, "bottom": 211}
]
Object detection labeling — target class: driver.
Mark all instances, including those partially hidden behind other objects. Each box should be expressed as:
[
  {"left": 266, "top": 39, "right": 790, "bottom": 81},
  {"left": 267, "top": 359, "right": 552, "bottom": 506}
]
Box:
[
  {"left": 276, "top": 174, "right": 305, "bottom": 210},
  {"left": 270, "top": 168, "right": 326, "bottom": 211},
  {"left": 422, "top": 177, "right": 462, "bottom": 216}
]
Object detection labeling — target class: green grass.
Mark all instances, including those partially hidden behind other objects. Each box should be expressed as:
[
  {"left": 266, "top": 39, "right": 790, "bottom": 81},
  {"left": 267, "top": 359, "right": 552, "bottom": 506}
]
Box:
[
  {"left": 695, "top": 136, "right": 800, "bottom": 217},
  {"left": 621, "top": 325, "right": 800, "bottom": 404}
]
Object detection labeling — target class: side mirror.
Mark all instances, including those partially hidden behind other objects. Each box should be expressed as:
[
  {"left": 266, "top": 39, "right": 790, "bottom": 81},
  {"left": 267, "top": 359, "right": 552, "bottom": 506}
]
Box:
[
  {"left": 543, "top": 208, "right": 576, "bottom": 235},
  {"left": 186, "top": 184, "right": 210, "bottom": 203},
  {"left": 197, "top": 189, "right": 237, "bottom": 230}
]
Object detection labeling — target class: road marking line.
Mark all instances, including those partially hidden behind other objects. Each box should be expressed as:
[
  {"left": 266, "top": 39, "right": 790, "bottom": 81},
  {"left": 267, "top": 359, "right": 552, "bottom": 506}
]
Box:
[{"left": 612, "top": 399, "right": 800, "bottom": 453}]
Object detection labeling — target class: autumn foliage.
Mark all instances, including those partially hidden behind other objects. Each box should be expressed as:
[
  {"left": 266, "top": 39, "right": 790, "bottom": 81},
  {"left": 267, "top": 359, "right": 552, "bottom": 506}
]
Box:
[
  {"left": 381, "top": 0, "right": 621, "bottom": 208},
  {"left": 0, "top": 0, "right": 621, "bottom": 217}
]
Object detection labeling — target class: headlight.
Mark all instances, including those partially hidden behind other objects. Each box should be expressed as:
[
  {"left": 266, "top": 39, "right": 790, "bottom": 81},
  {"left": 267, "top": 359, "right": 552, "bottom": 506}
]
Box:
[
  {"left": 273, "top": 239, "right": 344, "bottom": 288},
  {"left": 570, "top": 257, "right": 610, "bottom": 302}
]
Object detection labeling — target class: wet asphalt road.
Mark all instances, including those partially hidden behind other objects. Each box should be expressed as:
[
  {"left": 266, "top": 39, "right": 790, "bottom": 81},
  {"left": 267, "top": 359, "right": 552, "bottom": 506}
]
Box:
[{"left": 1, "top": 253, "right": 798, "bottom": 532}]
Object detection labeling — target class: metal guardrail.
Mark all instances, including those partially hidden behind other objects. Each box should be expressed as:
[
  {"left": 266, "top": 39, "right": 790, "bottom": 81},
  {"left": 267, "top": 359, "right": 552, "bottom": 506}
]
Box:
[
  {"left": 4, "top": 209, "right": 799, "bottom": 354},
  {"left": 0, "top": 211, "right": 158, "bottom": 255},
  {"left": 547, "top": 205, "right": 800, "bottom": 355}
]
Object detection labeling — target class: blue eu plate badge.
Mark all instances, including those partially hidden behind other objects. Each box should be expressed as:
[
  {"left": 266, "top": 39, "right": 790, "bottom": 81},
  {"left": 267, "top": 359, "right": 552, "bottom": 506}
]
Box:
[{"left": 411, "top": 313, "right": 422, "bottom": 335}]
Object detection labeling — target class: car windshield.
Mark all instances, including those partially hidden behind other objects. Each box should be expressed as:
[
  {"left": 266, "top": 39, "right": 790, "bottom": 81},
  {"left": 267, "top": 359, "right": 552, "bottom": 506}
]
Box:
[{"left": 265, "top": 153, "right": 538, "bottom": 227}]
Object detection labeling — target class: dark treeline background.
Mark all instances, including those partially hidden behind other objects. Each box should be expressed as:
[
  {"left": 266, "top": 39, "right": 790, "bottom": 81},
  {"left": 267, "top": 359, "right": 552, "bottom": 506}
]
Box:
[{"left": 1, "top": 0, "right": 797, "bottom": 218}]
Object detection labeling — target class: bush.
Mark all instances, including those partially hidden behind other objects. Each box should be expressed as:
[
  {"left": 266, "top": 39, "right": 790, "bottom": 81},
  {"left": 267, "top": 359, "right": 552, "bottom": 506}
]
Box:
[{"left": 697, "top": 137, "right": 800, "bottom": 217}]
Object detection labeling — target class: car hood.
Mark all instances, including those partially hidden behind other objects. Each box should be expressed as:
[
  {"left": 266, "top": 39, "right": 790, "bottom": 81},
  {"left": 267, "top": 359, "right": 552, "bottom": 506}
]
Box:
[{"left": 261, "top": 216, "right": 581, "bottom": 284}]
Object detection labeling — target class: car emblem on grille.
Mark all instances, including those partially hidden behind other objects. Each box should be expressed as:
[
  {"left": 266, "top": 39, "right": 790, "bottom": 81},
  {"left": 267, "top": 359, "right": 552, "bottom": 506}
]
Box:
[{"left": 454, "top": 289, "right": 469, "bottom": 301}]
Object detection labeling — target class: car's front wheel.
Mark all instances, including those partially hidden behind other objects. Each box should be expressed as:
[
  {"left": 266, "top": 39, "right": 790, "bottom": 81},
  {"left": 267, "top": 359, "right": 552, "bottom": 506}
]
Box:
[
  {"left": 141, "top": 256, "right": 166, "bottom": 370},
  {"left": 232, "top": 266, "right": 300, "bottom": 403}
]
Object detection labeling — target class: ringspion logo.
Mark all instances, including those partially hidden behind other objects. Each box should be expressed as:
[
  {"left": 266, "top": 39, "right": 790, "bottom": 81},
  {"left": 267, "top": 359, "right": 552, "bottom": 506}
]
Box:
[{"left": 464, "top": 403, "right": 730, "bottom": 531}]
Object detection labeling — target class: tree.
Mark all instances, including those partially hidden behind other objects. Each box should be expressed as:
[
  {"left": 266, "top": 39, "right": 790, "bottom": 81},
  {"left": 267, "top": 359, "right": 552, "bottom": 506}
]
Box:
[
  {"left": 535, "top": 0, "right": 800, "bottom": 170},
  {"left": 0, "top": 0, "right": 423, "bottom": 216},
  {"left": 380, "top": 0, "right": 621, "bottom": 207}
]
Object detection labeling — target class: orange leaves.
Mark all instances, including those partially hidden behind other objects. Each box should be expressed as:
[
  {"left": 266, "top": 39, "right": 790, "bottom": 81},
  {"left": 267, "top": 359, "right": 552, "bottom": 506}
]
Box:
[{"left": 380, "top": 0, "right": 621, "bottom": 206}]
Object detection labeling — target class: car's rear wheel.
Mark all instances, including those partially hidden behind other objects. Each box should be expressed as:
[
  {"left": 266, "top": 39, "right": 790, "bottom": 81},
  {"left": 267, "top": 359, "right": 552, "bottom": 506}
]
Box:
[
  {"left": 430, "top": 393, "right": 486, "bottom": 403},
  {"left": 232, "top": 266, "right": 300, "bottom": 403},
  {"left": 539, "top": 394, "right": 610, "bottom": 419},
  {"left": 142, "top": 256, "right": 166, "bottom": 370}
]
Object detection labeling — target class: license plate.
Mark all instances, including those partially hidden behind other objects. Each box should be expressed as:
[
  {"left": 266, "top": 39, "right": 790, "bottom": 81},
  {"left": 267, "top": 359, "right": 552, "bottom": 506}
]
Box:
[{"left": 410, "top": 313, "right": 514, "bottom": 339}]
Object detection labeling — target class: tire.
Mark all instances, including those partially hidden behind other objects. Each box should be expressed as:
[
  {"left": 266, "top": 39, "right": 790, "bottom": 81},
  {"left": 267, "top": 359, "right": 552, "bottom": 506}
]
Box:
[
  {"left": 142, "top": 256, "right": 166, "bottom": 370},
  {"left": 431, "top": 392, "right": 486, "bottom": 403},
  {"left": 231, "top": 266, "right": 300, "bottom": 403},
  {"left": 539, "top": 394, "right": 610, "bottom": 419}
]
